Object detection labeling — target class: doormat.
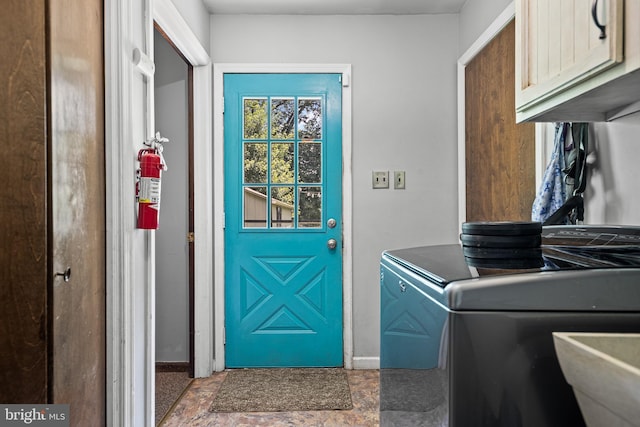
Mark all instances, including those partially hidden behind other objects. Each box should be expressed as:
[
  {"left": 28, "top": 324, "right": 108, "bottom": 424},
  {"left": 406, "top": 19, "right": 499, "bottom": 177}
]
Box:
[{"left": 209, "top": 368, "right": 353, "bottom": 412}]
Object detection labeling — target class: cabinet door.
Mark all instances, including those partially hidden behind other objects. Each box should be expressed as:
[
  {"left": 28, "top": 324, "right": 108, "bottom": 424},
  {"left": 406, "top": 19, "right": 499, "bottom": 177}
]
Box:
[{"left": 516, "top": 0, "right": 624, "bottom": 112}]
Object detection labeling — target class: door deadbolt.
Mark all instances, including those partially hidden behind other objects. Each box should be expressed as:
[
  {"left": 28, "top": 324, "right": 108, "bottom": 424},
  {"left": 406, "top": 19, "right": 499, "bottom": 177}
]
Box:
[
  {"left": 327, "top": 218, "right": 337, "bottom": 229},
  {"left": 327, "top": 239, "right": 338, "bottom": 250}
]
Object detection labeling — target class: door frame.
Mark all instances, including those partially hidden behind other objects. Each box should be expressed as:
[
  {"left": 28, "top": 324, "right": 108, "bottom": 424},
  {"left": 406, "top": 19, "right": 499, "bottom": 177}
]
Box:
[
  {"left": 213, "top": 64, "right": 353, "bottom": 371},
  {"left": 153, "top": 23, "right": 196, "bottom": 377},
  {"left": 105, "top": 0, "right": 212, "bottom": 424},
  {"left": 153, "top": 0, "right": 214, "bottom": 378},
  {"left": 456, "top": 1, "right": 546, "bottom": 228}
]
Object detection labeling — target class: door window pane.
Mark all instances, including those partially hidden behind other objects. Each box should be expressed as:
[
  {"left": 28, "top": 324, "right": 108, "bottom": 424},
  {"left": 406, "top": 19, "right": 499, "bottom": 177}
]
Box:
[
  {"left": 271, "top": 98, "right": 295, "bottom": 139},
  {"left": 244, "top": 142, "right": 267, "bottom": 183},
  {"left": 271, "top": 143, "right": 294, "bottom": 184},
  {"left": 244, "top": 98, "right": 267, "bottom": 139},
  {"left": 298, "top": 141, "right": 321, "bottom": 183},
  {"left": 271, "top": 187, "right": 294, "bottom": 228},
  {"left": 298, "top": 186, "right": 322, "bottom": 228},
  {"left": 241, "top": 95, "right": 326, "bottom": 230},
  {"left": 244, "top": 186, "right": 267, "bottom": 228},
  {"left": 298, "top": 98, "right": 322, "bottom": 140}
]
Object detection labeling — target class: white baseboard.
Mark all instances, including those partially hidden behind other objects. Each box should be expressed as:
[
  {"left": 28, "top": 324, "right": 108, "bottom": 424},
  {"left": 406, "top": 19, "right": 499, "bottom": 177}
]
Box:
[{"left": 351, "top": 356, "right": 379, "bottom": 370}]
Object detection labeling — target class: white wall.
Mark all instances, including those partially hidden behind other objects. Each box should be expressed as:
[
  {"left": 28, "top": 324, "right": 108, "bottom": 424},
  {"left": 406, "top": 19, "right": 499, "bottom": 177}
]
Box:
[
  {"left": 458, "top": 0, "right": 512, "bottom": 54},
  {"left": 154, "top": 30, "right": 190, "bottom": 363},
  {"left": 210, "top": 14, "right": 460, "bottom": 363},
  {"left": 170, "top": 0, "right": 210, "bottom": 53},
  {"left": 583, "top": 113, "right": 640, "bottom": 225}
]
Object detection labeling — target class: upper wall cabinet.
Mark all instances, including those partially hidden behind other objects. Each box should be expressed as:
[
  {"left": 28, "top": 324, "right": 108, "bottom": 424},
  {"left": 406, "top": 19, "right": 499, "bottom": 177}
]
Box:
[{"left": 515, "top": 0, "right": 640, "bottom": 122}]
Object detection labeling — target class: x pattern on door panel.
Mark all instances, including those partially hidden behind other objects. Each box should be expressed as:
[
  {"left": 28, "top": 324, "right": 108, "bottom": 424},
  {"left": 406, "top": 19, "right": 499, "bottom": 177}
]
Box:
[{"left": 240, "top": 255, "right": 329, "bottom": 334}]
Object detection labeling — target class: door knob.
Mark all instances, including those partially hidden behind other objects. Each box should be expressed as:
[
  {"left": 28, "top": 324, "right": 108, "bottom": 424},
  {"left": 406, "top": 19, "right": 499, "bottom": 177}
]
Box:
[
  {"left": 327, "top": 239, "right": 337, "bottom": 250},
  {"left": 55, "top": 267, "right": 71, "bottom": 282}
]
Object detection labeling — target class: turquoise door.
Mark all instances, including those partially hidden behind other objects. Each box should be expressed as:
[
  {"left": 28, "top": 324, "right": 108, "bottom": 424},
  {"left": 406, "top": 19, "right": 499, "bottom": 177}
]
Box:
[{"left": 224, "top": 73, "right": 343, "bottom": 367}]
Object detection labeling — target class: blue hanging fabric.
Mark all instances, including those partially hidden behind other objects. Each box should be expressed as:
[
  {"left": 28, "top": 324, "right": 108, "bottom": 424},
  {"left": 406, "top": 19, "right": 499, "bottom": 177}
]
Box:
[{"left": 531, "top": 123, "right": 569, "bottom": 223}]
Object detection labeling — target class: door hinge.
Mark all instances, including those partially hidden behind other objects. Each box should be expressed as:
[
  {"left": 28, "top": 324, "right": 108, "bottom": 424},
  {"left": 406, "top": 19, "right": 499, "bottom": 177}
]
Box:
[
  {"left": 187, "top": 232, "right": 195, "bottom": 243},
  {"left": 341, "top": 73, "right": 350, "bottom": 87},
  {"left": 223, "top": 327, "right": 226, "bottom": 345}
]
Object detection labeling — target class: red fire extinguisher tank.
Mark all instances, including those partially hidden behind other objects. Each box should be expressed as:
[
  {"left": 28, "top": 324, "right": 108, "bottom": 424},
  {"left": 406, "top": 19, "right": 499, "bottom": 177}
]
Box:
[{"left": 137, "top": 148, "right": 164, "bottom": 229}]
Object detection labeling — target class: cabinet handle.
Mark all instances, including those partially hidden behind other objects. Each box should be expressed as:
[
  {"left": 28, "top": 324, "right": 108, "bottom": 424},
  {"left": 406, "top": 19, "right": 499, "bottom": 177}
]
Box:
[{"left": 592, "top": 0, "right": 607, "bottom": 40}]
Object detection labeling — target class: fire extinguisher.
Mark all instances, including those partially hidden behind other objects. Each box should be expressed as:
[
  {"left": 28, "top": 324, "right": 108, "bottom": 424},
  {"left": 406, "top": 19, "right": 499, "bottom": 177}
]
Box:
[{"left": 136, "top": 132, "right": 168, "bottom": 229}]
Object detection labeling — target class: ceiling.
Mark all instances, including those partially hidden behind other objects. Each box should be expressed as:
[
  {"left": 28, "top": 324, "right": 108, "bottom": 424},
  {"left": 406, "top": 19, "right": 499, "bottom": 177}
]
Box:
[{"left": 202, "top": 0, "right": 468, "bottom": 15}]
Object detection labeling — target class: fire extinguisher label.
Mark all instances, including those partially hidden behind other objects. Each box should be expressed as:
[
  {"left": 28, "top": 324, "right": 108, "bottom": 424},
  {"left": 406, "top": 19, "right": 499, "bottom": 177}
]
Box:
[{"left": 138, "top": 177, "right": 161, "bottom": 203}]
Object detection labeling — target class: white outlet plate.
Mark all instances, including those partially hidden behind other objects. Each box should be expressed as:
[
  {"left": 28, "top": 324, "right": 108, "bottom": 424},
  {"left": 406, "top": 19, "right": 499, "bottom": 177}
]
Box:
[{"left": 372, "top": 171, "right": 389, "bottom": 189}]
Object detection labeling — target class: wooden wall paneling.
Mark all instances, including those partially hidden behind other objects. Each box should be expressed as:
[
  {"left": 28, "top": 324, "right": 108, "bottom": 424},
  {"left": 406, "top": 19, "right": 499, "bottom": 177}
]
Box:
[{"left": 465, "top": 20, "right": 536, "bottom": 222}]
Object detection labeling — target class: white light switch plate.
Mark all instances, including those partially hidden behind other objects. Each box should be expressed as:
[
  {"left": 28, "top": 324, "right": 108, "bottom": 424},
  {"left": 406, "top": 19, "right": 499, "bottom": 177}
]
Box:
[{"left": 394, "top": 171, "right": 405, "bottom": 189}]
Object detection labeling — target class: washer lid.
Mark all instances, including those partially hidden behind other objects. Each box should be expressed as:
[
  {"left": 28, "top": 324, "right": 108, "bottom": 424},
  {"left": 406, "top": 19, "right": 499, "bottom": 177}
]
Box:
[
  {"left": 446, "top": 268, "right": 640, "bottom": 311},
  {"left": 383, "top": 225, "right": 640, "bottom": 287}
]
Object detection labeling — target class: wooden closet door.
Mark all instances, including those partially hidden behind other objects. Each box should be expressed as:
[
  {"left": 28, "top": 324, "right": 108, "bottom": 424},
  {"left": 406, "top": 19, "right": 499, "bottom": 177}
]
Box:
[
  {"left": 465, "top": 20, "right": 536, "bottom": 222},
  {"left": 0, "top": 4, "right": 105, "bottom": 421},
  {"left": 49, "top": 0, "right": 106, "bottom": 425},
  {"left": 0, "top": 0, "right": 48, "bottom": 403}
]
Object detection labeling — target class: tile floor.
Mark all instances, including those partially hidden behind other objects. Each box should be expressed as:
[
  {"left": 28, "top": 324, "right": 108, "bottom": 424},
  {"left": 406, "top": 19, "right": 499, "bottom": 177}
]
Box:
[{"left": 159, "top": 369, "right": 380, "bottom": 426}]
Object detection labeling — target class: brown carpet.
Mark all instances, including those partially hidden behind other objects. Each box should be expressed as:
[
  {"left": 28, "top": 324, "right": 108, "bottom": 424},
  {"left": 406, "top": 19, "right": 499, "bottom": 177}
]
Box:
[
  {"left": 156, "top": 371, "right": 193, "bottom": 425},
  {"left": 209, "top": 368, "right": 353, "bottom": 413}
]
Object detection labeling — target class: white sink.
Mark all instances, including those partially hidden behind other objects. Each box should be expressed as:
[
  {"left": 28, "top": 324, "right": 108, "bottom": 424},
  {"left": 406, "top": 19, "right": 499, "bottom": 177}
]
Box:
[{"left": 552, "top": 332, "right": 640, "bottom": 427}]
